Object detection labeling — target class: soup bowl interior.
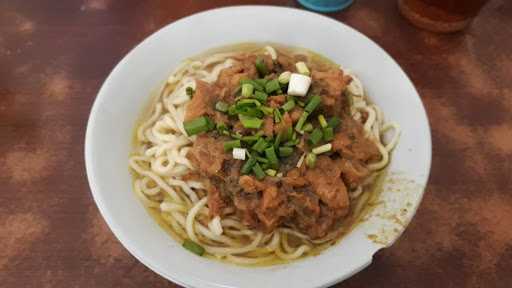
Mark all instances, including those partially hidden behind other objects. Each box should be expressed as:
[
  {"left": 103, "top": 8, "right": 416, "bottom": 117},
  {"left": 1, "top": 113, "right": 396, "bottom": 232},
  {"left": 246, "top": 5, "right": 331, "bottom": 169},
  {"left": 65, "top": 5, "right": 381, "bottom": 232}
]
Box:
[{"left": 85, "top": 6, "right": 431, "bottom": 288}]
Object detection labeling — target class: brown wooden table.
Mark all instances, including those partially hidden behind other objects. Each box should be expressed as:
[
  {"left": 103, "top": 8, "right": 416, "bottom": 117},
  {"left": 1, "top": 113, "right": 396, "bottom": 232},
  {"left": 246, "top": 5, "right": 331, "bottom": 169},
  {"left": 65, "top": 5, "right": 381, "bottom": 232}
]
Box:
[{"left": 1, "top": 0, "right": 511, "bottom": 287}]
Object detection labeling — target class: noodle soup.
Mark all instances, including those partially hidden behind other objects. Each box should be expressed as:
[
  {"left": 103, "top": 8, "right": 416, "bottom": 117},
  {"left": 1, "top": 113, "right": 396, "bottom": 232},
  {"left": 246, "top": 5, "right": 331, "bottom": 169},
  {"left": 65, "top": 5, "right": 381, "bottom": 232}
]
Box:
[{"left": 129, "top": 43, "right": 400, "bottom": 266}]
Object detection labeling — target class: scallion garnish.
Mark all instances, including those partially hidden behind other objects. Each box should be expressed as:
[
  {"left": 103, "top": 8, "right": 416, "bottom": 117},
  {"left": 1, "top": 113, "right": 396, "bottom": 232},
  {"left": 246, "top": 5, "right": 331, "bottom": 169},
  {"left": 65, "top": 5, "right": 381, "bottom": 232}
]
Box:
[
  {"left": 282, "top": 100, "right": 296, "bottom": 112},
  {"left": 183, "top": 116, "right": 214, "bottom": 136},
  {"left": 264, "top": 146, "right": 279, "bottom": 168},
  {"left": 223, "top": 140, "right": 241, "bottom": 151},
  {"left": 256, "top": 156, "right": 269, "bottom": 163},
  {"left": 304, "top": 95, "right": 321, "bottom": 113},
  {"left": 241, "top": 158, "right": 257, "bottom": 175},
  {"left": 274, "top": 132, "right": 282, "bottom": 148},
  {"left": 327, "top": 116, "right": 341, "bottom": 128},
  {"left": 216, "top": 122, "right": 228, "bottom": 132},
  {"left": 279, "top": 147, "right": 294, "bottom": 157},
  {"left": 255, "top": 58, "right": 269, "bottom": 77},
  {"left": 312, "top": 143, "right": 332, "bottom": 155},
  {"left": 238, "top": 107, "right": 264, "bottom": 118},
  {"left": 239, "top": 115, "right": 263, "bottom": 129},
  {"left": 305, "top": 153, "right": 317, "bottom": 168},
  {"left": 284, "top": 126, "right": 293, "bottom": 141},
  {"left": 302, "top": 123, "right": 313, "bottom": 132},
  {"left": 252, "top": 138, "right": 268, "bottom": 153},
  {"left": 254, "top": 91, "right": 268, "bottom": 103},
  {"left": 265, "top": 169, "right": 277, "bottom": 176},
  {"left": 254, "top": 78, "right": 268, "bottom": 87},
  {"left": 242, "top": 135, "right": 260, "bottom": 143},
  {"left": 278, "top": 71, "right": 291, "bottom": 84},
  {"left": 260, "top": 106, "right": 273, "bottom": 115},
  {"left": 323, "top": 127, "right": 334, "bottom": 141},
  {"left": 318, "top": 114, "right": 328, "bottom": 128},
  {"left": 296, "top": 61, "right": 310, "bottom": 76},
  {"left": 294, "top": 111, "right": 309, "bottom": 132},
  {"left": 240, "top": 79, "right": 264, "bottom": 91},
  {"left": 274, "top": 108, "right": 283, "bottom": 123},
  {"left": 265, "top": 79, "right": 281, "bottom": 94},
  {"left": 252, "top": 163, "right": 266, "bottom": 180},
  {"left": 309, "top": 128, "right": 323, "bottom": 145},
  {"left": 182, "top": 239, "right": 205, "bottom": 256},
  {"left": 283, "top": 139, "right": 300, "bottom": 147},
  {"left": 241, "top": 83, "right": 254, "bottom": 97},
  {"left": 228, "top": 105, "right": 237, "bottom": 116},
  {"left": 237, "top": 98, "right": 261, "bottom": 107},
  {"left": 231, "top": 132, "right": 243, "bottom": 139}
]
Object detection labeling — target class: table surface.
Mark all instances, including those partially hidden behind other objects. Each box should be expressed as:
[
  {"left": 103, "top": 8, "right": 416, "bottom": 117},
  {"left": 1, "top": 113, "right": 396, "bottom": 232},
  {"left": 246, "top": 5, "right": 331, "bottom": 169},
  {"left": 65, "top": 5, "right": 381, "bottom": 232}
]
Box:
[{"left": 1, "top": 0, "right": 511, "bottom": 287}]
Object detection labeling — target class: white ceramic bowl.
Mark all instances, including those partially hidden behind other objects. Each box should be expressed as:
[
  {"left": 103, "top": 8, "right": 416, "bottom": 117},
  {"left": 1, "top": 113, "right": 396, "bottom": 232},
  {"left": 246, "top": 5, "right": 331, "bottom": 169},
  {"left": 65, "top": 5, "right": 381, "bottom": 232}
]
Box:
[{"left": 85, "top": 6, "right": 431, "bottom": 288}]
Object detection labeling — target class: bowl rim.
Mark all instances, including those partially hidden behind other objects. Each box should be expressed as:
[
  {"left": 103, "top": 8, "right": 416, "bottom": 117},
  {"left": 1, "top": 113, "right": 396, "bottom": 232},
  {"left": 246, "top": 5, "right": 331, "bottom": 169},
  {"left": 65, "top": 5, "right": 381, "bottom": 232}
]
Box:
[{"left": 85, "top": 5, "right": 432, "bottom": 288}]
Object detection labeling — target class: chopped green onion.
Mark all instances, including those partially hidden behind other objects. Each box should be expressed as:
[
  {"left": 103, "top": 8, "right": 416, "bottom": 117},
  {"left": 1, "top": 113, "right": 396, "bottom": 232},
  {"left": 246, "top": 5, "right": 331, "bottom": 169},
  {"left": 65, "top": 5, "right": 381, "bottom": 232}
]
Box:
[
  {"left": 274, "top": 108, "right": 283, "bottom": 123},
  {"left": 241, "top": 83, "right": 254, "bottom": 97},
  {"left": 254, "top": 78, "right": 268, "bottom": 87},
  {"left": 255, "top": 57, "right": 269, "bottom": 77},
  {"left": 260, "top": 106, "right": 273, "bottom": 115},
  {"left": 279, "top": 147, "right": 294, "bottom": 157},
  {"left": 302, "top": 123, "right": 313, "bottom": 132},
  {"left": 296, "top": 61, "right": 310, "bottom": 76},
  {"left": 312, "top": 143, "right": 332, "bottom": 155},
  {"left": 239, "top": 115, "right": 263, "bottom": 129},
  {"left": 216, "top": 122, "right": 228, "bottom": 132},
  {"left": 228, "top": 105, "right": 237, "bottom": 116},
  {"left": 284, "top": 126, "right": 293, "bottom": 141},
  {"left": 240, "top": 79, "right": 264, "bottom": 91},
  {"left": 282, "top": 100, "right": 296, "bottom": 112},
  {"left": 304, "top": 95, "right": 321, "bottom": 113},
  {"left": 291, "top": 131, "right": 297, "bottom": 141},
  {"left": 318, "top": 115, "right": 328, "bottom": 128},
  {"left": 254, "top": 91, "right": 268, "bottom": 103},
  {"left": 309, "top": 128, "right": 323, "bottom": 145},
  {"left": 278, "top": 71, "right": 292, "bottom": 84},
  {"left": 182, "top": 239, "right": 205, "bottom": 256},
  {"left": 274, "top": 132, "right": 282, "bottom": 148},
  {"left": 241, "top": 157, "right": 257, "bottom": 174},
  {"left": 294, "top": 111, "right": 309, "bottom": 132},
  {"left": 265, "top": 169, "right": 277, "bottom": 176},
  {"left": 231, "top": 132, "right": 243, "bottom": 139},
  {"left": 224, "top": 140, "right": 241, "bottom": 151},
  {"left": 242, "top": 135, "right": 260, "bottom": 143},
  {"left": 323, "top": 127, "right": 334, "bottom": 141},
  {"left": 256, "top": 156, "right": 269, "bottom": 163},
  {"left": 327, "top": 116, "right": 341, "bottom": 128},
  {"left": 215, "top": 101, "right": 229, "bottom": 113},
  {"left": 186, "top": 87, "right": 195, "bottom": 97},
  {"left": 305, "top": 153, "right": 317, "bottom": 168},
  {"left": 238, "top": 107, "right": 264, "bottom": 118},
  {"left": 284, "top": 139, "right": 300, "bottom": 147},
  {"left": 252, "top": 138, "right": 268, "bottom": 153},
  {"left": 264, "top": 146, "right": 279, "bottom": 168},
  {"left": 252, "top": 163, "right": 266, "bottom": 180},
  {"left": 237, "top": 99, "right": 261, "bottom": 107},
  {"left": 184, "top": 116, "right": 214, "bottom": 136},
  {"left": 297, "top": 100, "right": 305, "bottom": 107},
  {"left": 265, "top": 79, "right": 281, "bottom": 94}
]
